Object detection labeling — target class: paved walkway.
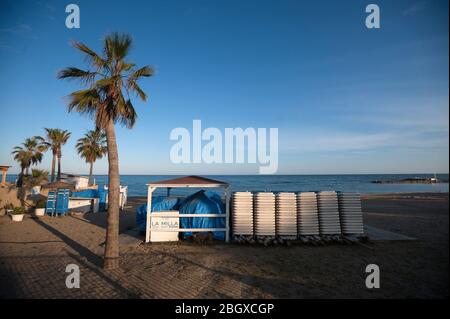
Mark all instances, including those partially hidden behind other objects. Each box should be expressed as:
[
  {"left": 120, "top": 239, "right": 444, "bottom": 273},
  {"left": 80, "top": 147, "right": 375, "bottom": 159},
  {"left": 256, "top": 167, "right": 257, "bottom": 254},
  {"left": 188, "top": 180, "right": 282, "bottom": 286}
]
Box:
[
  {"left": 0, "top": 215, "right": 265, "bottom": 298},
  {"left": 0, "top": 194, "right": 448, "bottom": 298}
]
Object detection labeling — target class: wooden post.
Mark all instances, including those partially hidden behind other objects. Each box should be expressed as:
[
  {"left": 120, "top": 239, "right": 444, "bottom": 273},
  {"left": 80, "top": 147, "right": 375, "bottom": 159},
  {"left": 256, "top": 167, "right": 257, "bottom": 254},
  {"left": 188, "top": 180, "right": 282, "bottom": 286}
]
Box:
[
  {"left": 225, "top": 186, "right": 230, "bottom": 242},
  {"left": 145, "top": 186, "right": 155, "bottom": 243},
  {"left": 1, "top": 169, "right": 6, "bottom": 186}
]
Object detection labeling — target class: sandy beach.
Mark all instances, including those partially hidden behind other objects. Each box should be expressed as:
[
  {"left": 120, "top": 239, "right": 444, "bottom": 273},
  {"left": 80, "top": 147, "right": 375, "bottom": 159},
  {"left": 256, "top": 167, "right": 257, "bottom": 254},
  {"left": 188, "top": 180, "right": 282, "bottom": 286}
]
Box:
[{"left": 0, "top": 192, "right": 448, "bottom": 299}]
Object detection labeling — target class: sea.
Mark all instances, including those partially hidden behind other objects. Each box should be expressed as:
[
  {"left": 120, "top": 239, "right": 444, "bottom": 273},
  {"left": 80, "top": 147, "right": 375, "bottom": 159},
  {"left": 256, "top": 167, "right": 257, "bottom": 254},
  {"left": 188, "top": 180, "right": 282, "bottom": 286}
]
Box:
[{"left": 7, "top": 174, "right": 448, "bottom": 197}]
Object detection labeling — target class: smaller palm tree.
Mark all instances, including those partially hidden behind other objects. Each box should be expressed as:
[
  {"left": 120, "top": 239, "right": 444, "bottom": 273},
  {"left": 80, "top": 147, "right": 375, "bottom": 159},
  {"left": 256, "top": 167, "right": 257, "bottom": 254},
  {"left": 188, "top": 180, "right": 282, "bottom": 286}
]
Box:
[
  {"left": 12, "top": 137, "right": 45, "bottom": 187},
  {"left": 76, "top": 129, "right": 107, "bottom": 185},
  {"left": 37, "top": 129, "right": 71, "bottom": 181},
  {"left": 12, "top": 149, "right": 32, "bottom": 176},
  {"left": 12, "top": 138, "right": 45, "bottom": 175}
]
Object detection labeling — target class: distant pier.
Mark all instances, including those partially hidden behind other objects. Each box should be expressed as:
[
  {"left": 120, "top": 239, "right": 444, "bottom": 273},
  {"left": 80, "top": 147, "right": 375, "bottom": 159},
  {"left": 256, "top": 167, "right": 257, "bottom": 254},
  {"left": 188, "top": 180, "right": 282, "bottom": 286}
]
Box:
[{"left": 371, "top": 177, "right": 448, "bottom": 184}]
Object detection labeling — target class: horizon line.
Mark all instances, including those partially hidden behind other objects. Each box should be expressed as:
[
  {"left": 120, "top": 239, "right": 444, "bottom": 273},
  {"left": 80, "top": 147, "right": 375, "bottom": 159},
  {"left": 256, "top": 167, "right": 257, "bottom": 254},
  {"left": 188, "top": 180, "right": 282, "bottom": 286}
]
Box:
[{"left": 5, "top": 172, "right": 449, "bottom": 176}]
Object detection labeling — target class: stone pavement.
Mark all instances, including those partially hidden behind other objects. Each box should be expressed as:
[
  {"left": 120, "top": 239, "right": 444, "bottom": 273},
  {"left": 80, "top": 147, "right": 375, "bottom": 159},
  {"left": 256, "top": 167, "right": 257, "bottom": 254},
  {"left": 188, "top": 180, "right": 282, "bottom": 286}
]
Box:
[
  {"left": 0, "top": 214, "right": 264, "bottom": 299},
  {"left": 0, "top": 194, "right": 448, "bottom": 299}
]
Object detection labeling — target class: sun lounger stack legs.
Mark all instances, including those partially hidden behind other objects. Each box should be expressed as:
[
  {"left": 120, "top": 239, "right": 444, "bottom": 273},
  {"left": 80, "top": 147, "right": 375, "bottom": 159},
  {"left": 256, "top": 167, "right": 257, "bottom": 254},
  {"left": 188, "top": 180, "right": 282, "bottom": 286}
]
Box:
[
  {"left": 317, "top": 191, "right": 341, "bottom": 235},
  {"left": 254, "top": 192, "right": 276, "bottom": 237},
  {"left": 275, "top": 192, "right": 297, "bottom": 238},
  {"left": 231, "top": 192, "right": 254, "bottom": 237},
  {"left": 338, "top": 192, "right": 364, "bottom": 235},
  {"left": 297, "top": 192, "right": 320, "bottom": 236}
]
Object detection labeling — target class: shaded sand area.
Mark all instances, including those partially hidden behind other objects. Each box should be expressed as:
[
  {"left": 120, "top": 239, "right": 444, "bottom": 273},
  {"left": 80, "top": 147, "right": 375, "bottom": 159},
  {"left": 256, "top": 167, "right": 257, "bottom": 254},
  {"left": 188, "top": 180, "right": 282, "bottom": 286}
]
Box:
[{"left": 0, "top": 193, "right": 448, "bottom": 298}]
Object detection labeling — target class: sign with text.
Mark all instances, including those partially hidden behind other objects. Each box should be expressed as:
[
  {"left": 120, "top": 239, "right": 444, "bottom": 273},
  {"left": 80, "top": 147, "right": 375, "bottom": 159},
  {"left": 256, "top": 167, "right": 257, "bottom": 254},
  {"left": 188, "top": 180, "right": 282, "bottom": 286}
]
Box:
[{"left": 150, "top": 212, "right": 180, "bottom": 242}]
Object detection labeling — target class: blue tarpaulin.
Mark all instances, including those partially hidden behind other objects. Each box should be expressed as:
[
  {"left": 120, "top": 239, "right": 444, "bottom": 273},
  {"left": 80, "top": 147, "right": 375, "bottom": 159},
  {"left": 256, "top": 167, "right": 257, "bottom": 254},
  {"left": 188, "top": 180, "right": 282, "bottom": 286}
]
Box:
[
  {"left": 178, "top": 191, "right": 225, "bottom": 240},
  {"left": 135, "top": 191, "right": 225, "bottom": 240},
  {"left": 71, "top": 189, "right": 98, "bottom": 198},
  {"left": 71, "top": 186, "right": 108, "bottom": 212},
  {"left": 98, "top": 188, "right": 108, "bottom": 212},
  {"left": 136, "top": 196, "right": 181, "bottom": 232}
]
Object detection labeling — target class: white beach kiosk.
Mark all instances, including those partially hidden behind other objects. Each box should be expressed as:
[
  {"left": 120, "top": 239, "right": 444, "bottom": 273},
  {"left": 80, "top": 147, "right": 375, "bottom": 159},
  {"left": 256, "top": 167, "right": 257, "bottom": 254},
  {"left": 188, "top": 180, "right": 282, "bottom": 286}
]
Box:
[{"left": 145, "top": 176, "right": 230, "bottom": 243}]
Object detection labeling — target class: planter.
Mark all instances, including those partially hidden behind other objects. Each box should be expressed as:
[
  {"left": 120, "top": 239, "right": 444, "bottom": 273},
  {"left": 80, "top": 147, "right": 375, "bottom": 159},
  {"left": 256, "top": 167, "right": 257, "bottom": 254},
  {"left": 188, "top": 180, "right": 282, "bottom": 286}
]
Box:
[
  {"left": 11, "top": 214, "right": 24, "bottom": 222},
  {"left": 35, "top": 208, "right": 45, "bottom": 216}
]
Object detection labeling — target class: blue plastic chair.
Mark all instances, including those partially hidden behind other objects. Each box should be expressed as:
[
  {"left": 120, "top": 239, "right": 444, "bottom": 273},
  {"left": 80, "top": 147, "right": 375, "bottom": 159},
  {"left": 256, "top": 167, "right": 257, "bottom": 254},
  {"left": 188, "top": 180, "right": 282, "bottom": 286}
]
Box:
[
  {"left": 46, "top": 191, "right": 57, "bottom": 216},
  {"left": 55, "top": 189, "right": 70, "bottom": 216}
]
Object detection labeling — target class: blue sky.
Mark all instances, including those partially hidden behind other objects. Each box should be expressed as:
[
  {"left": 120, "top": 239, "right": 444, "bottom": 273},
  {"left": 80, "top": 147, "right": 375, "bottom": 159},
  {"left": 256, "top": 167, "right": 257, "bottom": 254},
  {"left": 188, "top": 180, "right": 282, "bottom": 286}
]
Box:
[{"left": 0, "top": 0, "right": 448, "bottom": 175}]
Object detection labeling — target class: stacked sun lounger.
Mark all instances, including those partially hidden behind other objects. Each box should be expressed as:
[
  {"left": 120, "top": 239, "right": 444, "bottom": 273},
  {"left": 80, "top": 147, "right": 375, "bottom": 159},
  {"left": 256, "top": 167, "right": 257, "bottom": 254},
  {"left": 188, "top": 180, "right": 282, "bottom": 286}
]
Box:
[
  {"left": 338, "top": 192, "right": 364, "bottom": 235},
  {"left": 231, "top": 192, "right": 254, "bottom": 236},
  {"left": 230, "top": 190, "right": 365, "bottom": 243},
  {"left": 297, "top": 192, "right": 320, "bottom": 236},
  {"left": 254, "top": 192, "right": 276, "bottom": 237},
  {"left": 46, "top": 191, "right": 57, "bottom": 216},
  {"left": 55, "top": 189, "right": 70, "bottom": 216},
  {"left": 275, "top": 192, "right": 297, "bottom": 237},
  {"left": 317, "top": 191, "right": 341, "bottom": 235}
]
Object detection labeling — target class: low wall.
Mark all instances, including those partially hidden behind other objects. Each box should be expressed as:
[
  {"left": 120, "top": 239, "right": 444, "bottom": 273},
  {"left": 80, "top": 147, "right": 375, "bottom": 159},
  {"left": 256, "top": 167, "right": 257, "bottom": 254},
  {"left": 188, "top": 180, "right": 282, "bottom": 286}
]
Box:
[{"left": 0, "top": 184, "right": 48, "bottom": 215}]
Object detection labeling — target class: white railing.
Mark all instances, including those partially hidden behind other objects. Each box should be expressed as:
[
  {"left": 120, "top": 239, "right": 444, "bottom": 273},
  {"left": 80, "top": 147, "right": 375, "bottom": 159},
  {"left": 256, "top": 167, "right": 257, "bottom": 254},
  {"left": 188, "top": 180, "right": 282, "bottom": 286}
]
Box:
[
  {"left": 149, "top": 212, "right": 227, "bottom": 232},
  {"left": 145, "top": 183, "right": 230, "bottom": 243}
]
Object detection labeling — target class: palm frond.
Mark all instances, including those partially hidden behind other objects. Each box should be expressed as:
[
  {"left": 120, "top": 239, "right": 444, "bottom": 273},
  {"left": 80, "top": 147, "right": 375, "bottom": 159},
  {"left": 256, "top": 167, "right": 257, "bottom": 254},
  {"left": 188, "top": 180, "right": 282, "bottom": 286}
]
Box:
[
  {"left": 127, "top": 79, "right": 147, "bottom": 101},
  {"left": 72, "top": 41, "right": 108, "bottom": 70},
  {"left": 95, "top": 76, "right": 117, "bottom": 89},
  {"left": 118, "top": 98, "right": 137, "bottom": 129},
  {"left": 67, "top": 89, "right": 101, "bottom": 115},
  {"left": 107, "top": 33, "right": 133, "bottom": 61},
  {"left": 120, "top": 62, "right": 135, "bottom": 72},
  {"left": 57, "top": 67, "right": 98, "bottom": 83},
  {"left": 128, "top": 66, "right": 154, "bottom": 81}
]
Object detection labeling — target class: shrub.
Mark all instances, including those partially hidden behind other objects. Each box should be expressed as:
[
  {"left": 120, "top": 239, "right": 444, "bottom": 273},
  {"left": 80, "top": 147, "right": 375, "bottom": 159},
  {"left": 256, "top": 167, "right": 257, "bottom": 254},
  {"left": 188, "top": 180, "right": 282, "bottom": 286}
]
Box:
[
  {"left": 35, "top": 199, "right": 46, "bottom": 209},
  {"left": 23, "top": 169, "right": 49, "bottom": 188},
  {"left": 11, "top": 206, "right": 26, "bottom": 215}
]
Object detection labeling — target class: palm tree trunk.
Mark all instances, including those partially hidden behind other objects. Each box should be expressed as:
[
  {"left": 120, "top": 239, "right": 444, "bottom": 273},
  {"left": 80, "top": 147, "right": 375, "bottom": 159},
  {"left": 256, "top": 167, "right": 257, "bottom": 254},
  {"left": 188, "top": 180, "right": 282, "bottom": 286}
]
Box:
[
  {"left": 51, "top": 153, "right": 56, "bottom": 182},
  {"left": 17, "top": 168, "right": 25, "bottom": 187},
  {"left": 89, "top": 161, "right": 94, "bottom": 186},
  {"left": 103, "top": 119, "right": 120, "bottom": 270},
  {"left": 57, "top": 151, "right": 62, "bottom": 180}
]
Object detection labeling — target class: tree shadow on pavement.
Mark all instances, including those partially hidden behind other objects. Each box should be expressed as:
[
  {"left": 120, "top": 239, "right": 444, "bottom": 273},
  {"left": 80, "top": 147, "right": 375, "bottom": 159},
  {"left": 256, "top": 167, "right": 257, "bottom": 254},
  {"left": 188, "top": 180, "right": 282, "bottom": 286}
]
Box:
[{"left": 32, "top": 218, "right": 103, "bottom": 267}]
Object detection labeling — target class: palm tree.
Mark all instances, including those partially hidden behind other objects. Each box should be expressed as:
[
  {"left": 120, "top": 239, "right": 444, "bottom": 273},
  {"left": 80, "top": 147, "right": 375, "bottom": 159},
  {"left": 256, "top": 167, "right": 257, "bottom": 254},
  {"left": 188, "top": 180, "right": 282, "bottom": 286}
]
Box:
[
  {"left": 76, "top": 129, "right": 107, "bottom": 185},
  {"left": 37, "top": 129, "right": 71, "bottom": 181},
  {"left": 12, "top": 138, "right": 45, "bottom": 175},
  {"left": 58, "top": 33, "right": 153, "bottom": 269},
  {"left": 12, "top": 149, "right": 32, "bottom": 176},
  {"left": 12, "top": 149, "right": 32, "bottom": 187},
  {"left": 12, "top": 137, "right": 45, "bottom": 186}
]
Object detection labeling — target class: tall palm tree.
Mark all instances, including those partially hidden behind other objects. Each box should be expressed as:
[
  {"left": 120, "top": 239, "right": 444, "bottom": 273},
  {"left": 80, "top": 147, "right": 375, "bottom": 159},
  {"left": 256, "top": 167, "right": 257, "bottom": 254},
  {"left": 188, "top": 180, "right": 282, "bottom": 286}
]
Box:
[
  {"left": 12, "top": 137, "right": 45, "bottom": 186},
  {"left": 76, "top": 129, "right": 107, "bottom": 185},
  {"left": 37, "top": 129, "right": 71, "bottom": 181},
  {"left": 58, "top": 33, "right": 153, "bottom": 269}
]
